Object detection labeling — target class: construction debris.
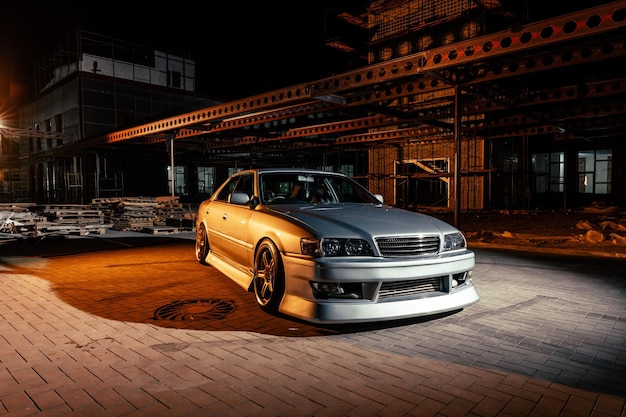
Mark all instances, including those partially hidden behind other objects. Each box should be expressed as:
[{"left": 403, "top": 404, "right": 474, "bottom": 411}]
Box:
[{"left": 0, "top": 196, "right": 196, "bottom": 240}]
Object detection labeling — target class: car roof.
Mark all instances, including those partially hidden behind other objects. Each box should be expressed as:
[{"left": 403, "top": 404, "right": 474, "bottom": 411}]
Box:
[{"left": 238, "top": 168, "right": 345, "bottom": 176}]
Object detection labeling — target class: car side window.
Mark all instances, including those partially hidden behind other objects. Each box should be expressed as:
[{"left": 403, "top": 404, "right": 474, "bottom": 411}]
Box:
[
  {"left": 215, "top": 173, "right": 254, "bottom": 203},
  {"left": 215, "top": 177, "right": 238, "bottom": 202},
  {"left": 236, "top": 173, "right": 254, "bottom": 198}
]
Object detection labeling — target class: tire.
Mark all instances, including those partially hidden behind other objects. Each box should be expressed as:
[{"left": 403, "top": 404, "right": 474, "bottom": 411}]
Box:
[
  {"left": 195, "top": 224, "right": 210, "bottom": 265},
  {"left": 253, "top": 239, "right": 285, "bottom": 313}
]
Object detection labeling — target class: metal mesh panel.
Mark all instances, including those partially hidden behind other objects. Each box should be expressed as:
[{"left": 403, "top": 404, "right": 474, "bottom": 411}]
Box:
[
  {"left": 376, "top": 235, "right": 440, "bottom": 256},
  {"left": 378, "top": 276, "right": 443, "bottom": 299}
]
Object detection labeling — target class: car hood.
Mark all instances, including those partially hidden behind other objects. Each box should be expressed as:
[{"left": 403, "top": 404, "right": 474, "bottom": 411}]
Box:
[{"left": 267, "top": 203, "right": 459, "bottom": 237}]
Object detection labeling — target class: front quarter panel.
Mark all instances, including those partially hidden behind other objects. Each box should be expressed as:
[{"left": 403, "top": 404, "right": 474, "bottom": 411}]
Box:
[{"left": 246, "top": 207, "right": 315, "bottom": 260}]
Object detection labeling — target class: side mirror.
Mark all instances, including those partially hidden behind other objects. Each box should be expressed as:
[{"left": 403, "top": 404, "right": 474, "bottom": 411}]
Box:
[
  {"left": 374, "top": 194, "right": 384, "bottom": 203},
  {"left": 229, "top": 192, "right": 251, "bottom": 205}
]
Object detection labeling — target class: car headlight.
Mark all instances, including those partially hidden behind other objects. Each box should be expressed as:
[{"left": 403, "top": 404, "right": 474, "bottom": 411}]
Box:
[
  {"left": 443, "top": 232, "right": 467, "bottom": 251},
  {"left": 301, "top": 237, "right": 373, "bottom": 257}
]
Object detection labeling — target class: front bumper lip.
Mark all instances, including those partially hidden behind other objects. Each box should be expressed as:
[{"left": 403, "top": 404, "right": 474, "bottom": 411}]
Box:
[{"left": 279, "top": 284, "right": 480, "bottom": 324}]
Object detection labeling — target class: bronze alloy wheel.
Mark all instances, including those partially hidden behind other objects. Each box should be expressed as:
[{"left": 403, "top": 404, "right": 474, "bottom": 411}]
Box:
[
  {"left": 253, "top": 239, "right": 285, "bottom": 313},
  {"left": 195, "top": 224, "right": 209, "bottom": 265}
]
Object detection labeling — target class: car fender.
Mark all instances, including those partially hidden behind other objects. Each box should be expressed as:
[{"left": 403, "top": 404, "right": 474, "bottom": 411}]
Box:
[{"left": 246, "top": 207, "right": 317, "bottom": 260}]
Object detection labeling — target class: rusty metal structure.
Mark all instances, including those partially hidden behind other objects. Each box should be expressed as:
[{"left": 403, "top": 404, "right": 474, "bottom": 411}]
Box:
[
  {"left": 12, "top": 1, "right": 626, "bottom": 211},
  {"left": 92, "top": 2, "right": 626, "bottom": 146}
]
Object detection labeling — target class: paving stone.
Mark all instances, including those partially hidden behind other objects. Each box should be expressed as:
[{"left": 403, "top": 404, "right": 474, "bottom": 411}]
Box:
[{"left": 0, "top": 233, "right": 625, "bottom": 416}]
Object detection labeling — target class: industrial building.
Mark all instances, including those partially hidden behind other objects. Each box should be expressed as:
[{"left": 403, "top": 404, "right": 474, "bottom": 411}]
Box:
[{"left": 1, "top": 0, "right": 624, "bottom": 213}]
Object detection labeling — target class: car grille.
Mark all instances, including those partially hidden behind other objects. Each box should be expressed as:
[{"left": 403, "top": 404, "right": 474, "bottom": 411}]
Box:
[
  {"left": 375, "top": 235, "right": 440, "bottom": 256},
  {"left": 378, "top": 276, "right": 443, "bottom": 299}
]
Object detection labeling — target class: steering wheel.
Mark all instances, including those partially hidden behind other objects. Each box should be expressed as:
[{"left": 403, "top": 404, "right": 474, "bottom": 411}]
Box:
[{"left": 267, "top": 193, "right": 289, "bottom": 203}]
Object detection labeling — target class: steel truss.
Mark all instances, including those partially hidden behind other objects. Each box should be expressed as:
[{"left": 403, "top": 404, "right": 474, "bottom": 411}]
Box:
[{"left": 65, "top": 1, "right": 624, "bottom": 159}]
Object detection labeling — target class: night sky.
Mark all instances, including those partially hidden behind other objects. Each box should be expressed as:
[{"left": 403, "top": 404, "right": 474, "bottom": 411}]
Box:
[{"left": 0, "top": 1, "right": 339, "bottom": 119}]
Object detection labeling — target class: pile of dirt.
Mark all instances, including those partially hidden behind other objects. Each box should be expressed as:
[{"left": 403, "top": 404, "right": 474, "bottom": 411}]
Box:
[{"left": 430, "top": 206, "right": 626, "bottom": 257}]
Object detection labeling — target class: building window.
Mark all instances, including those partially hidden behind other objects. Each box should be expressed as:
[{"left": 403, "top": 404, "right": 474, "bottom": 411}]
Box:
[
  {"left": 578, "top": 149, "right": 611, "bottom": 194},
  {"left": 197, "top": 166, "right": 215, "bottom": 195},
  {"left": 532, "top": 152, "right": 564, "bottom": 193},
  {"left": 169, "top": 71, "right": 181, "bottom": 89},
  {"left": 340, "top": 164, "right": 354, "bottom": 177},
  {"left": 167, "top": 165, "right": 186, "bottom": 195}
]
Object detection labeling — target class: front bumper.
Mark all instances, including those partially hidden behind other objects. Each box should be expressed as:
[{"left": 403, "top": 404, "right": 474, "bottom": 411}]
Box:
[{"left": 279, "top": 250, "right": 478, "bottom": 323}]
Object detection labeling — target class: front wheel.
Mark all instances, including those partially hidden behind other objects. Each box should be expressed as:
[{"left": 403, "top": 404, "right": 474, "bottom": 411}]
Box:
[
  {"left": 195, "top": 224, "right": 210, "bottom": 265},
  {"left": 253, "top": 239, "right": 285, "bottom": 313}
]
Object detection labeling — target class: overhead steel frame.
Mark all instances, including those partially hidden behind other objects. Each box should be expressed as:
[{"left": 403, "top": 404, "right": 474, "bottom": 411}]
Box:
[
  {"left": 81, "top": 1, "right": 626, "bottom": 147},
  {"left": 35, "top": 2, "right": 626, "bottom": 210}
]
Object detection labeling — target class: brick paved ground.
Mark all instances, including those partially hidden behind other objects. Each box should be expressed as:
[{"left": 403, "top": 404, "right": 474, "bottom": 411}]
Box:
[{"left": 0, "top": 233, "right": 625, "bottom": 416}]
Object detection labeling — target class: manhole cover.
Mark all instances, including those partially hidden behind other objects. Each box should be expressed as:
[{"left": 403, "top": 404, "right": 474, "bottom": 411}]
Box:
[{"left": 153, "top": 299, "right": 237, "bottom": 321}]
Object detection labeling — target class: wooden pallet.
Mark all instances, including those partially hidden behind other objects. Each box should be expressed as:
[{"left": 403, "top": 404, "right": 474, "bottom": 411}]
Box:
[
  {"left": 47, "top": 210, "right": 105, "bottom": 225},
  {"left": 39, "top": 224, "right": 111, "bottom": 236},
  {"left": 142, "top": 226, "right": 179, "bottom": 235}
]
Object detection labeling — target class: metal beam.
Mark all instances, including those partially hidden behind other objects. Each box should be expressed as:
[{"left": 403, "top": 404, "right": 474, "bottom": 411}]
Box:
[{"left": 81, "top": 1, "right": 626, "bottom": 148}]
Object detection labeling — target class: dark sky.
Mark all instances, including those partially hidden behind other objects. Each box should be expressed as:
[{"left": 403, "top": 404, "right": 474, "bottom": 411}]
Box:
[{"left": 0, "top": 1, "right": 339, "bottom": 118}]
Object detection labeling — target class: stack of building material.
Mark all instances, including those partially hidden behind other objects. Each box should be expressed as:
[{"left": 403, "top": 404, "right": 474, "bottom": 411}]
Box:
[
  {"left": 110, "top": 197, "right": 160, "bottom": 231},
  {"left": 90, "top": 197, "right": 124, "bottom": 223},
  {"left": 40, "top": 204, "right": 105, "bottom": 225},
  {"left": 154, "top": 196, "right": 191, "bottom": 226},
  {"left": 108, "top": 196, "right": 190, "bottom": 233},
  {"left": 1, "top": 203, "right": 109, "bottom": 237},
  {"left": 2, "top": 197, "right": 193, "bottom": 237},
  {"left": 32, "top": 204, "right": 108, "bottom": 235},
  {"left": 113, "top": 196, "right": 193, "bottom": 233}
]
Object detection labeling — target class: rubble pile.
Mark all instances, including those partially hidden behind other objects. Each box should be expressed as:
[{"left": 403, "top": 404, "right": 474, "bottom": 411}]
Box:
[{"left": 460, "top": 204, "right": 626, "bottom": 256}]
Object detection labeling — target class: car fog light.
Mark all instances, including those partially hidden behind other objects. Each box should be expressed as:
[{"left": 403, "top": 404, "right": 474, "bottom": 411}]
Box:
[
  {"left": 311, "top": 282, "right": 362, "bottom": 299},
  {"left": 452, "top": 271, "right": 471, "bottom": 288},
  {"left": 312, "top": 282, "right": 344, "bottom": 296}
]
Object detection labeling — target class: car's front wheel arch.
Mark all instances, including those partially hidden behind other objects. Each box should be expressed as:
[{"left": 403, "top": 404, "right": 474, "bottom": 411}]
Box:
[{"left": 252, "top": 238, "right": 285, "bottom": 313}]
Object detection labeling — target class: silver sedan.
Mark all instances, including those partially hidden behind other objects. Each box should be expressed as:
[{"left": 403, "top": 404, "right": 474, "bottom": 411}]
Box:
[{"left": 195, "top": 168, "right": 479, "bottom": 323}]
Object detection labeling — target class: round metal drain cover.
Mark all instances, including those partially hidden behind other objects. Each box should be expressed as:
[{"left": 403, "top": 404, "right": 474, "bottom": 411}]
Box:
[{"left": 154, "top": 299, "right": 236, "bottom": 321}]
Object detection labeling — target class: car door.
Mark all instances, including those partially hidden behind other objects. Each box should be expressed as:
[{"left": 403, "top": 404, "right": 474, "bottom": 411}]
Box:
[
  {"left": 203, "top": 175, "right": 239, "bottom": 256},
  {"left": 218, "top": 172, "right": 255, "bottom": 273}
]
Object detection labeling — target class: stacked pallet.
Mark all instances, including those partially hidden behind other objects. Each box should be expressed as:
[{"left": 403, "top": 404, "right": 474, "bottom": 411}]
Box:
[
  {"left": 155, "top": 196, "right": 189, "bottom": 226},
  {"left": 90, "top": 197, "right": 124, "bottom": 223},
  {"left": 2, "top": 196, "right": 194, "bottom": 238},
  {"left": 40, "top": 204, "right": 105, "bottom": 225},
  {"left": 110, "top": 197, "right": 160, "bottom": 231},
  {"left": 109, "top": 196, "right": 190, "bottom": 233},
  {"left": 33, "top": 204, "right": 109, "bottom": 235},
  {"left": 1, "top": 203, "right": 109, "bottom": 237}
]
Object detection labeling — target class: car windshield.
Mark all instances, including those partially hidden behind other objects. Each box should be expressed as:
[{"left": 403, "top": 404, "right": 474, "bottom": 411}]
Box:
[{"left": 260, "top": 173, "right": 381, "bottom": 205}]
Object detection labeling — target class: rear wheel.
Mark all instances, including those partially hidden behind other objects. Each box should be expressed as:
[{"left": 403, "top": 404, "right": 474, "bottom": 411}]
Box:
[
  {"left": 253, "top": 239, "right": 285, "bottom": 313},
  {"left": 195, "top": 224, "right": 210, "bottom": 265}
]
